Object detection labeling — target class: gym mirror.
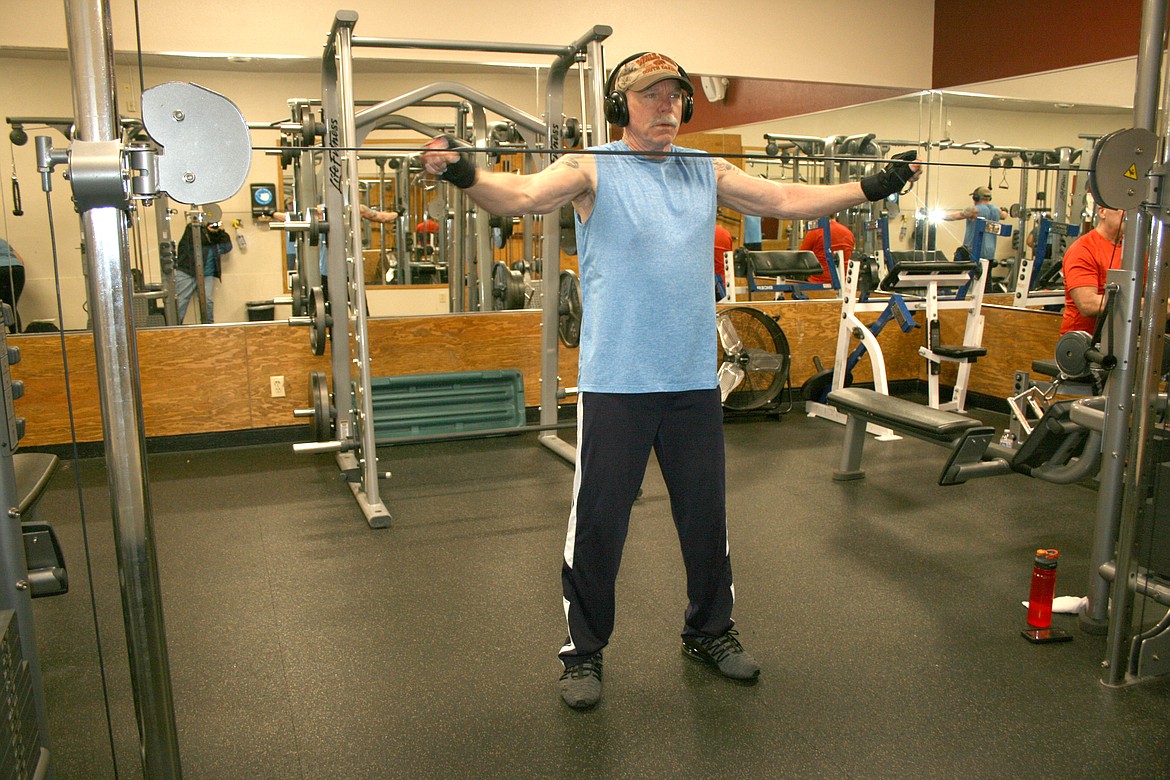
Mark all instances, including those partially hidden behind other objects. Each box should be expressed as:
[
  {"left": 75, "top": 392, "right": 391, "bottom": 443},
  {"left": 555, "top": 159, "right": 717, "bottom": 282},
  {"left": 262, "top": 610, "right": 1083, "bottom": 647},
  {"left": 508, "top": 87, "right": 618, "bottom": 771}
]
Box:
[{"left": 0, "top": 48, "right": 1135, "bottom": 328}]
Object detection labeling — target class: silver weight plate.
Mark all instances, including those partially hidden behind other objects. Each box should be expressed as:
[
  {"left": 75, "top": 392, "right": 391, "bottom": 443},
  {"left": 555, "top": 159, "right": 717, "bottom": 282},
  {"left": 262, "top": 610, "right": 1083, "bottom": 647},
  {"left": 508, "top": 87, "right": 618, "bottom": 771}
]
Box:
[{"left": 1089, "top": 127, "right": 1158, "bottom": 211}]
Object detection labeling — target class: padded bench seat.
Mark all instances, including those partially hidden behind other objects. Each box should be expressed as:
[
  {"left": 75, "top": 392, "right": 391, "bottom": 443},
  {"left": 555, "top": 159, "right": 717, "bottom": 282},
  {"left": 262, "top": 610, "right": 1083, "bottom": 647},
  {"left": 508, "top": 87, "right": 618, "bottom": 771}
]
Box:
[
  {"left": 827, "top": 387, "right": 1000, "bottom": 485},
  {"left": 1031, "top": 359, "right": 1091, "bottom": 381},
  {"left": 15, "top": 453, "right": 58, "bottom": 515},
  {"left": 746, "top": 250, "right": 822, "bottom": 281},
  {"left": 880, "top": 255, "right": 980, "bottom": 297},
  {"left": 12, "top": 453, "right": 67, "bottom": 598},
  {"left": 886, "top": 250, "right": 951, "bottom": 265},
  {"left": 934, "top": 345, "right": 987, "bottom": 360},
  {"left": 827, "top": 387, "right": 982, "bottom": 444}
]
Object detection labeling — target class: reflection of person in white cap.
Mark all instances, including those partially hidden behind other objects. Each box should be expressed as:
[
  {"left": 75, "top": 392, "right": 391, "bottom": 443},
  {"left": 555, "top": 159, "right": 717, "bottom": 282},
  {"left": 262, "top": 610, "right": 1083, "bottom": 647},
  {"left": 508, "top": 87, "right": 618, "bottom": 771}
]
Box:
[
  {"left": 422, "top": 52, "right": 922, "bottom": 712},
  {"left": 942, "top": 185, "right": 1009, "bottom": 261}
]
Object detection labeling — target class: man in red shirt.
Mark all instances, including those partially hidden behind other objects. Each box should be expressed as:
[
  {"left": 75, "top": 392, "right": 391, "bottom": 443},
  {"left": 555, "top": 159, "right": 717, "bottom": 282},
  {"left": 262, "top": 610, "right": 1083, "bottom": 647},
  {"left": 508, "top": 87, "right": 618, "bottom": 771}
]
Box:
[
  {"left": 714, "top": 224, "right": 733, "bottom": 284},
  {"left": 799, "top": 218, "right": 854, "bottom": 285},
  {"left": 1061, "top": 206, "right": 1125, "bottom": 334}
]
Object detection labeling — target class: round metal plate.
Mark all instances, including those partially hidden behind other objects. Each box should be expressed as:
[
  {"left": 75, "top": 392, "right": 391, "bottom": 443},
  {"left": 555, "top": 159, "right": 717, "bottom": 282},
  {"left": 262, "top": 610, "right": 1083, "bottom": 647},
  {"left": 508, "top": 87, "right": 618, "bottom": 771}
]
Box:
[
  {"left": 309, "top": 370, "right": 331, "bottom": 441},
  {"left": 290, "top": 273, "right": 306, "bottom": 317},
  {"left": 562, "top": 117, "right": 580, "bottom": 148},
  {"left": 308, "top": 285, "right": 328, "bottom": 356},
  {"left": 1055, "top": 330, "right": 1094, "bottom": 377},
  {"left": 558, "top": 269, "right": 582, "bottom": 348},
  {"left": 491, "top": 262, "right": 509, "bottom": 310},
  {"left": 800, "top": 369, "right": 835, "bottom": 406},
  {"left": 560, "top": 205, "right": 577, "bottom": 256},
  {"left": 491, "top": 262, "right": 525, "bottom": 310},
  {"left": 1089, "top": 127, "right": 1158, "bottom": 211},
  {"left": 490, "top": 215, "right": 513, "bottom": 249}
]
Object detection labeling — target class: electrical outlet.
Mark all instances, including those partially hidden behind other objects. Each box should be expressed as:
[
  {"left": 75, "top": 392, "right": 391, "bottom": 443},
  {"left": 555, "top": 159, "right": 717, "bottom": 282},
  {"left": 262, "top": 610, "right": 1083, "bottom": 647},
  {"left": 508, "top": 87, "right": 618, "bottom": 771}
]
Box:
[{"left": 270, "top": 375, "right": 286, "bottom": 398}]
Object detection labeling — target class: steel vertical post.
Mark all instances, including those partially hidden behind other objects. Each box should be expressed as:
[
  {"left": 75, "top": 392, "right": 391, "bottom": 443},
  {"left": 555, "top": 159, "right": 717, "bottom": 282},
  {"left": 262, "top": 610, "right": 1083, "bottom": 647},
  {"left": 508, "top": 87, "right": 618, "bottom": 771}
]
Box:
[{"left": 63, "top": 0, "right": 182, "bottom": 774}]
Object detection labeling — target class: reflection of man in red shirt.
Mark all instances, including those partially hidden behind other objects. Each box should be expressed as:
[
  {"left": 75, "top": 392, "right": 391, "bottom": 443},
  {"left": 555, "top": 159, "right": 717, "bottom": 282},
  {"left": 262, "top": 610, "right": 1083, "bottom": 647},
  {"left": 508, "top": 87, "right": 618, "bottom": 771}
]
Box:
[
  {"left": 799, "top": 218, "right": 854, "bottom": 285},
  {"left": 1061, "top": 206, "right": 1124, "bottom": 334},
  {"left": 415, "top": 218, "right": 439, "bottom": 251},
  {"left": 714, "top": 224, "right": 733, "bottom": 283}
]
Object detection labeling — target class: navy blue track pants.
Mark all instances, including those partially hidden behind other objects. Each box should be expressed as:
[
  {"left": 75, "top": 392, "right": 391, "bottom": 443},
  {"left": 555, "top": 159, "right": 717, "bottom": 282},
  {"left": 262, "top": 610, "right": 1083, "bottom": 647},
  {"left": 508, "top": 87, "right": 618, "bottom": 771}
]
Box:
[{"left": 559, "top": 389, "right": 735, "bottom": 666}]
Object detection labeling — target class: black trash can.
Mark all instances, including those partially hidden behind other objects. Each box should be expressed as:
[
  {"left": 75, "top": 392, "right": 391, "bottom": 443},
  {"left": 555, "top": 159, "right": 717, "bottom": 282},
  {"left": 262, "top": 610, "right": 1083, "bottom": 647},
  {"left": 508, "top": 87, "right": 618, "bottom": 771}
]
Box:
[{"left": 246, "top": 300, "right": 276, "bottom": 322}]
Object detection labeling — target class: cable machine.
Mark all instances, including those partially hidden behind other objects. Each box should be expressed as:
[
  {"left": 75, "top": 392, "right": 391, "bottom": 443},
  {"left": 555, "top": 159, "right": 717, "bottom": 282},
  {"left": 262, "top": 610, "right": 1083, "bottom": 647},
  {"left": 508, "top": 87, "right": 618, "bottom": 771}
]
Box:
[
  {"left": 288, "top": 12, "right": 611, "bottom": 528},
  {"left": 1077, "top": 0, "right": 1170, "bottom": 687}
]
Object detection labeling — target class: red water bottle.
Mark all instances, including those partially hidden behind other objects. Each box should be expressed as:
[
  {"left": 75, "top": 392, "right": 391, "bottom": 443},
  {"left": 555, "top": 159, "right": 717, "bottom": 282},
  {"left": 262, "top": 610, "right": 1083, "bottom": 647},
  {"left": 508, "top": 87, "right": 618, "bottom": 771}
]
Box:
[{"left": 1026, "top": 549, "right": 1060, "bottom": 628}]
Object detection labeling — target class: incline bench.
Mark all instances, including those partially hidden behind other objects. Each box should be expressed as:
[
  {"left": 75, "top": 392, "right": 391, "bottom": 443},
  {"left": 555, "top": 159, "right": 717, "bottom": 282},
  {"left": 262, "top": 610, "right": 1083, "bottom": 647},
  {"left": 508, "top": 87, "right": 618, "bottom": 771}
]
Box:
[{"left": 827, "top": 387, "right": 1003, "bottom": 486}]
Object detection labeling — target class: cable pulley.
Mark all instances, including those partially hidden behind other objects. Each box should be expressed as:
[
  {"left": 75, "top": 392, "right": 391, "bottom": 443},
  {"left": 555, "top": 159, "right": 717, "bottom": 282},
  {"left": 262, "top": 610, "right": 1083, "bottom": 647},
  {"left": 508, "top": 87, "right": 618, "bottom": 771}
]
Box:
[{"left": 1088, "top": 127, "right": 1158, "bottom": 211}]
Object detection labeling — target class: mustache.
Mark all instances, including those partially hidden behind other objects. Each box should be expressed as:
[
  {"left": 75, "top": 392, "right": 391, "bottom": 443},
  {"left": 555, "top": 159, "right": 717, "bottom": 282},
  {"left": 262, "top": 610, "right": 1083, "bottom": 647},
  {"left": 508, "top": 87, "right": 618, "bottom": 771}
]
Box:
[{"left": 651, "top": 116, "right": 679, "bottom": 128}]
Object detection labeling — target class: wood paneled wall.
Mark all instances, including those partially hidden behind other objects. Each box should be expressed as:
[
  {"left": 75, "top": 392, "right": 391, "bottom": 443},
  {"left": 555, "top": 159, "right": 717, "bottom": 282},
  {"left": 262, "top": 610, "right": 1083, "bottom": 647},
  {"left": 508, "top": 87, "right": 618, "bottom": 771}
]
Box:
[
  {"left": 9, "top": 301, "right": 1062, "bottom": 447},
  {"left": 943, "top": 302, "right": 1064, "bottom": 399}
]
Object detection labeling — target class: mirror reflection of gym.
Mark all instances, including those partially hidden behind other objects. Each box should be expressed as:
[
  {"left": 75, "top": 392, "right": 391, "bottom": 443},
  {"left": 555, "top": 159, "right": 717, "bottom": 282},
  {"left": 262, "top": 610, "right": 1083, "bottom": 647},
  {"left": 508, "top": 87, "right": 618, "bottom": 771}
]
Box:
[{"left": 0, "top": 56, "right": 1135, "bottom": 328}]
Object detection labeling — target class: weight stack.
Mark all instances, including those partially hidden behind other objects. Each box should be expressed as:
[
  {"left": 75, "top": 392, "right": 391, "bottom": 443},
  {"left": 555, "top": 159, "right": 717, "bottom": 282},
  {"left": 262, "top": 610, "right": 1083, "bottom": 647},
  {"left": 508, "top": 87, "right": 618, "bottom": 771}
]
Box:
[{"left": 0, "top": 610, "right": 47, "bottom": 779}]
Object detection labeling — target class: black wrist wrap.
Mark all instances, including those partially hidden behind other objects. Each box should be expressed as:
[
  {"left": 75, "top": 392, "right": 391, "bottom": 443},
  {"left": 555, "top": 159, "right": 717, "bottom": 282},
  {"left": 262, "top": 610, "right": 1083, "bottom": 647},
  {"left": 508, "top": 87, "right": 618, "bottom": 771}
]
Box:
[
  {"left": 437, "top": 134, "right": 477, "bottom": 189},
  {"left": 860, "top": 150, "right": 917, "bottom": 201}
]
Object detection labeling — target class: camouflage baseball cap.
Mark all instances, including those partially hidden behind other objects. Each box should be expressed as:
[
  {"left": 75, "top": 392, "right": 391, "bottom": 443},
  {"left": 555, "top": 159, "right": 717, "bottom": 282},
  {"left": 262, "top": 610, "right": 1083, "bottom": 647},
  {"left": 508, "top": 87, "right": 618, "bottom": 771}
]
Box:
[{"left": 613, "top": 53, "right": 694, "bottom": 95}]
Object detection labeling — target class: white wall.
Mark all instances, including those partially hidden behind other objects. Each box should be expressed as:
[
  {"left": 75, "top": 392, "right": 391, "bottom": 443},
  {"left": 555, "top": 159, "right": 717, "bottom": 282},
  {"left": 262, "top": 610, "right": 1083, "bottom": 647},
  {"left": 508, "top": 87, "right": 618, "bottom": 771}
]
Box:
[{"left": 0, "top": 0, "right": 937, "bottom": 89}]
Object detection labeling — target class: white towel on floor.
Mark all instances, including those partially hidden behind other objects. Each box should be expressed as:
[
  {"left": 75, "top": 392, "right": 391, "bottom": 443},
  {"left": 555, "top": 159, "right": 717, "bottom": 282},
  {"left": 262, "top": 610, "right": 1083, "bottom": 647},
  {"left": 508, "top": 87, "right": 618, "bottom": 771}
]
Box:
[{"left": 1021, "top": 596, "right": 1087, "bottom": 614}]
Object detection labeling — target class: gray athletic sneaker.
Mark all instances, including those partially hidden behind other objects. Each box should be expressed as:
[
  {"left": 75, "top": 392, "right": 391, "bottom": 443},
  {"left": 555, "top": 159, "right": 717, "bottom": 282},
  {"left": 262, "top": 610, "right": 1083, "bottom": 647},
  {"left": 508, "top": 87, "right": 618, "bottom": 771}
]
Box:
[
  {"left": 682, "top": 629, "right": 760, "bottom": 681},
  {"left": 558, "top": 652, "right": 603, "bottom": 709}
]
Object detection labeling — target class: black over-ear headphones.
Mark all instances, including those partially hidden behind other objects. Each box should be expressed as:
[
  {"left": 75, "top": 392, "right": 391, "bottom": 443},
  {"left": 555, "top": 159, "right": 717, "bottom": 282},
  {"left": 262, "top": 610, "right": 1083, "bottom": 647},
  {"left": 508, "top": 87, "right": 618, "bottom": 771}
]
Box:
[{"left": 603, "top": 52, "right": 694, "bottom": 128}]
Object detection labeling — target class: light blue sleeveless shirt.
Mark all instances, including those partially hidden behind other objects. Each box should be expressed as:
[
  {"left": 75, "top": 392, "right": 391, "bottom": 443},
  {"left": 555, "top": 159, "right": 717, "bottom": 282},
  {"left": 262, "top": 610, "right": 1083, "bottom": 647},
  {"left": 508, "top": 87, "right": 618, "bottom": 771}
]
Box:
[
  {"left": 575, "top": 141, "right": 717, "bottom": 393},
  {"left": 963, "top": 202, "right": 1000, "bottom": 260},
  {"left": 743, "top": 214, "right": 762, "bottom": 245}
]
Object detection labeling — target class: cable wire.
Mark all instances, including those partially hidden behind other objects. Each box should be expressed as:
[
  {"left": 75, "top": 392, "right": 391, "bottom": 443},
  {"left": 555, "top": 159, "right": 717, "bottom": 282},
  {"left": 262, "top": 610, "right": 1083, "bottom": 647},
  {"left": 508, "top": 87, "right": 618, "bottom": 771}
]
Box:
[
  {"left": 132, "top": 0, "right": 145, "bottom": 99},
  {"left": 250, "top": 143, "right": 1093, "bottom": 173}
]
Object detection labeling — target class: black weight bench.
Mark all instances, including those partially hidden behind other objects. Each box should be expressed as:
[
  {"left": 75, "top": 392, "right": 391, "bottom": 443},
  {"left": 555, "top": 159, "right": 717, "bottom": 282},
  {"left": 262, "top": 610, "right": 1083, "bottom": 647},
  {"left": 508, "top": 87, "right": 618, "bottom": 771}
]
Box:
[
  {"left": 827, "top": 387, "right": 1007, "bottom": 486},
  {"left": 879, "top": 253, "right": 975, "bottom": 293},
  {"left": 746, "top": 250, "right": 822, "bottom": 280},
  {"left": 14, "top": 453, "right": 67, "bottom": 598},
  {"left": 743, "top": 250, "right": 827, "bottom": 300}
]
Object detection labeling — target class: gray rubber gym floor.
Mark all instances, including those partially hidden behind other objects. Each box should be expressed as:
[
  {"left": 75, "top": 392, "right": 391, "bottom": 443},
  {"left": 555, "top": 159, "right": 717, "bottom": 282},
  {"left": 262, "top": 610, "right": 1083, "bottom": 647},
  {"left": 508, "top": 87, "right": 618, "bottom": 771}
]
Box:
[{"left": 29, "top": 406, "right": 1170, "bottom": 778}]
